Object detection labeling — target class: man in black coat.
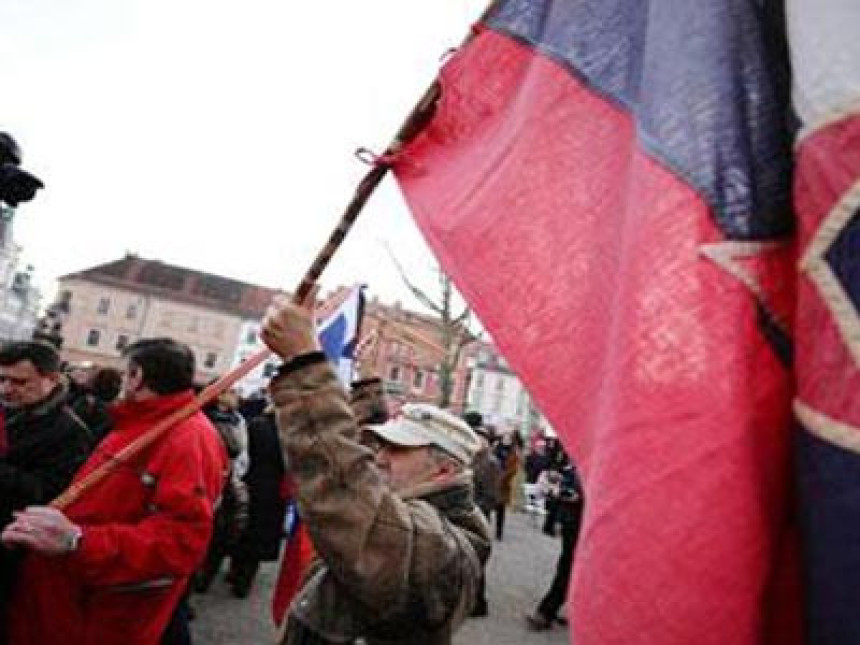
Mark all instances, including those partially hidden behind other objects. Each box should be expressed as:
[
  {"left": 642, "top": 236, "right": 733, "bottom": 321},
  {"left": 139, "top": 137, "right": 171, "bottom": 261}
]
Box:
[
  {"left": 0, "top": 341, "right": 92, "bottom": 642},
  {"left": 527, "top": 455, "right": 583, "bottom": 630}
]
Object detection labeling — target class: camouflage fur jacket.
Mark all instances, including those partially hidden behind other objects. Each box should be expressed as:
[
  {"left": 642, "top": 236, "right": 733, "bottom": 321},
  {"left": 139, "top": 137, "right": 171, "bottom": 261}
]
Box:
[{"left": 269, "top": 355, "right": 491, "bottom": 645}]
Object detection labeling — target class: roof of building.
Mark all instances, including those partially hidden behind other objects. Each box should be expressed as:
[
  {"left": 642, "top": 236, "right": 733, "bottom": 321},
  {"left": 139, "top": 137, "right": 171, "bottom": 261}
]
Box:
[{"left": 59, "top": 254, "right": 280, "bottom": 319}]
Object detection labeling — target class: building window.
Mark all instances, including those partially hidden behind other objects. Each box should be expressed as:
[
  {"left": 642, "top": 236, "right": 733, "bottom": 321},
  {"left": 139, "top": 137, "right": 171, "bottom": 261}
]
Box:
[
  {"left": 475, "top": 373, "right": 484, "bottom": 388},
  {"left": 204, "top": 352, "right": 218, "bottom": 369},
  {"left": 126, "top": 304, "right": 138, "bottom": 320},
  {"left": 97, "top": 297, "right": 110, "bottom": 315},
  {"left": 116, "top": 334, "right": 129, "bottom": 351},
  {"left": 413, "top": 369, "right": 424, "bottom": 390},
  {"left": 388, "top": 365, "right": 401, "bottom": 382},
  {"left": 495, "top": 378, "right": 505, "bottom": 393},
  {"left": 246, "top": 328, "right": 257, "bottom": 345},
  {"left": 86, "top": 329, "right": 100, "bottom": 347},
  {"left": 57, "top": 290, "right": 72, "bottom": 313}
]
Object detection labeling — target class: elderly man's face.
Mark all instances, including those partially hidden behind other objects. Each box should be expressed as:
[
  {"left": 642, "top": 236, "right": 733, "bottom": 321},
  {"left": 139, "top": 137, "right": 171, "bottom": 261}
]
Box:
[
  {"left": 0, "top": 360, "right": 58, "bottom": 408},
  {"left": 374, "top": 443, "right": 441, "bottom": 493}
]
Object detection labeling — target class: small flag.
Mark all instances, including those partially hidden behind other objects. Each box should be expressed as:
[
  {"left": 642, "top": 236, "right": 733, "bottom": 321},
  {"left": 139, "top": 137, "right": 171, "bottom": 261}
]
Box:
[
  {"left": 271, "top": 497, "right": 315, "bottom": 626},
  {"left": 317, "top": 285, "right": 365, "bottom": 386}
]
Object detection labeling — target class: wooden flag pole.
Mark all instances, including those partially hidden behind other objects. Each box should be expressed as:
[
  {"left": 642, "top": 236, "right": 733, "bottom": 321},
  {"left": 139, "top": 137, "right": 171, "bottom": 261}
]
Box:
[{"left": 51, "top": 84, "right": 443, "bottom": 510}]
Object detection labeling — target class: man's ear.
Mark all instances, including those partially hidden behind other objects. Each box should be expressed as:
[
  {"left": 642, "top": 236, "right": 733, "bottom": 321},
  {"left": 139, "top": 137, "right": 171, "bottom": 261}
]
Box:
[{"left": 126, "top": 365, "right": 144, "bottom": 392}]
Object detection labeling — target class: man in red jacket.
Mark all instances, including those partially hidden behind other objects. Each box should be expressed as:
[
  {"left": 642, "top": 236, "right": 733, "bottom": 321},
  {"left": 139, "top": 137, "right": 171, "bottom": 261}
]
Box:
[{"left": 1, "top": 338, "right": 227, "bottom": 645}]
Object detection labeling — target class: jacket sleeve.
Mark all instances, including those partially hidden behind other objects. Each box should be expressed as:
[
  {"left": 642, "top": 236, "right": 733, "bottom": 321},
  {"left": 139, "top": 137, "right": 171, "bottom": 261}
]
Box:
[
  {"left": 66, "top": 424, "right": 224, "bottom": 588},
  {"left": 348, "top": 377, "right": 388, "bottom": 426},
  {"left": 270, "top": 359, "right": 480, "bottom": 625},
  {"left": 0, "top": 413, "right": 89, "bottom": 509}
]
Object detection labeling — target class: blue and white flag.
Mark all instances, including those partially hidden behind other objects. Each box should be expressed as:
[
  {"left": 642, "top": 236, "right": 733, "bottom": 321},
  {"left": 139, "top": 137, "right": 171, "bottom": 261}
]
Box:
[{"left": 317, "top": 285, "right": 365, "bottom": 386}]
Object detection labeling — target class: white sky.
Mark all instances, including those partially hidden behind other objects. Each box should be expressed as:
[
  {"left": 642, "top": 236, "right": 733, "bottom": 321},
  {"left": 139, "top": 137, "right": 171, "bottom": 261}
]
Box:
[{"left": 0, "top": 0, "right": 488, "bottom": 310}]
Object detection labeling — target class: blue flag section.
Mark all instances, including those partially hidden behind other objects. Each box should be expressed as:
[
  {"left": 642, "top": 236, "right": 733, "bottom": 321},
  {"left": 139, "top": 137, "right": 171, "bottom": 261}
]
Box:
[
  {"left": 316, "top": 285, "right": 365, "bottom": 386},
  {"left": 791, "top": 23, "right": 860, "bottom": 637}
]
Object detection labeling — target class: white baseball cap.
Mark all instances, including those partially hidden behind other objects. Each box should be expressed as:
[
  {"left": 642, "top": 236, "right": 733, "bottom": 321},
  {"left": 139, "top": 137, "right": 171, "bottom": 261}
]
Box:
[{"left": 368, "top": 403, "right": 481, "bottom": 465}]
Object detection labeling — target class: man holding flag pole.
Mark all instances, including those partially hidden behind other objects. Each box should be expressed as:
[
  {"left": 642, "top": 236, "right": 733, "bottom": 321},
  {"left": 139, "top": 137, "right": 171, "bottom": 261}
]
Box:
[{"left": 261, "top": 291, "right": 491, "bottom": 645}]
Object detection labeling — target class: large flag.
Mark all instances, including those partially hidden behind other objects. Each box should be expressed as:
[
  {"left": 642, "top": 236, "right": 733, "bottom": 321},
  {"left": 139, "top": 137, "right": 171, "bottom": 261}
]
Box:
[
  {"left": 393, "top": 2, "right": 800, "bottom": 643},
  {"left": 789, "top": 1, "right": 860, "bottom": 642},
  {"left": 270, "top": 284, "right": 366, "bottom": 625}
]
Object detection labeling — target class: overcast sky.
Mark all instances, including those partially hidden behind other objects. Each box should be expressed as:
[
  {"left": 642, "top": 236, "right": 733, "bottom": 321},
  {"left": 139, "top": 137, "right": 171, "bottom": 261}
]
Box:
[{"left": 0, "top": 0, "right": 488, "bottom": 311}]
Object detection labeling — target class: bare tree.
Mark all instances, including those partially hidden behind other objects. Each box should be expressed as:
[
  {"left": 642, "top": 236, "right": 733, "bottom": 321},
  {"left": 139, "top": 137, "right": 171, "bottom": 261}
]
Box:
[{"left": 387, "top": 251, "right": 477, "bottom": 408}]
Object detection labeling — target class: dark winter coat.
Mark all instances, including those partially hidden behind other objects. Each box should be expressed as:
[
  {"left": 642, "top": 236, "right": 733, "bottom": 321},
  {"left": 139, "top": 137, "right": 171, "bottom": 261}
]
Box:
[
  {"left": 232, "top": 410, "right": 287, "bottom": 562},
  {"left": 472, "top": 446, "right": 501, "bottom": 517},
  {"left": 0, "top": 381, "right": 92, "bottom": 621},
  {"left": 68, "top": 393, "right": 113, "bottom": 444},
  {"left": 205, "top": 408, "right": 250, "bottom": 543},
  {"left": 524, "top": 452, "right": 550, "bottom": 484}
]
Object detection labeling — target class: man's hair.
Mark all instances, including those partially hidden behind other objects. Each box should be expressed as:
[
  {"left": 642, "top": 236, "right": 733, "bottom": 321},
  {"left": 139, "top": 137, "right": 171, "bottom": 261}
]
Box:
[
  {"left": 91, "top": 367, "right": 123, "bottom": 402},
  {"left": 0, "top": 340, "right": 61, "bottom": 374},
  {"left": 463, "top": 411, "right": 483, "bottom": 430},
  {"left": 122, "top": 338, "right": 195, "bottom": 395}
]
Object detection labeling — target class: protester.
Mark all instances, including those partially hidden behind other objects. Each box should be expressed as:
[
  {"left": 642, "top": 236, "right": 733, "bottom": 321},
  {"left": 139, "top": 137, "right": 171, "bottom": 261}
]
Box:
[
  {"left": 68, "top": 366, "right": 123, "bottom": 443},
  {"left": 1, "top": 338, "right": 227, "bottom": 645},
  {"left": 195, "top": 388, "right": 249, "bottom": 594},
  {"left": 526, "top": 454, "right": 583, "bottom": 631},
  {"left": 0, "top": 341, "right": 92, "bottom": 643},
  {"left": 541, "top": 439, "right": 571, "bottom": 536},
  {"left": 492, "top": 429, "right": 521, "bottom": 541},
  {"left": 261, "top": 294, "right": 491, "bottom": 645},
  {"left": 269, "top": 364, "right": 390, "bottom": 627},
  {"left": 464, "top": 411, "right": 500, "bottom": 618},
  {"left": 226, "top": 405, "right": 287, "bottom": 598},
  {"left": 466, "top": 413, "right": 500, "bottom": 521},
  {"left": 523, "top": 438, "right": 550, "bottom": 484},
  {"left": 238, "top": 387, "right": 268, "bottom": 422}
]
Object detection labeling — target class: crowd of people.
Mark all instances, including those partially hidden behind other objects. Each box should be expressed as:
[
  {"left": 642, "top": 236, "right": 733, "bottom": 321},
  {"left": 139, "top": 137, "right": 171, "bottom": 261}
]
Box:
[{"left": 0, "top": 293, "right": 583, "bottom": 645}]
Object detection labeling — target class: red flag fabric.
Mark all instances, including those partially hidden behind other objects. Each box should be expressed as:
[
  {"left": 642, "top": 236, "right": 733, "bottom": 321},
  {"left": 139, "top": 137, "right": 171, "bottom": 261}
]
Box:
[
  {"left": 393, "top": 3, "right": 800, "bottom": 644},
  {"left": 271, "top": 512, "right": 315, "bottom": 626}
]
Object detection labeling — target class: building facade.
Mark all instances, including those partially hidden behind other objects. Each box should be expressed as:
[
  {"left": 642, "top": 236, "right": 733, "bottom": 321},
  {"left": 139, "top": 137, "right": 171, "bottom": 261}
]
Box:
[
  {"left": 55, "top": 254, "right": 276, "bottom": 383},
  {"left": 465, "top": 339, "right": 555, "bottom": 441},
  {"left": 358, "top": 297, "right": 474, "bottom": 412},
  {"left": 53, "top": 256, "right": 479, "bottom": 409},
  {"left": 230, "top": 291, "right": 477, "bottom": 407}
]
